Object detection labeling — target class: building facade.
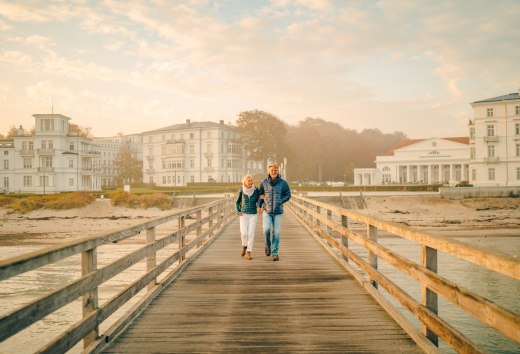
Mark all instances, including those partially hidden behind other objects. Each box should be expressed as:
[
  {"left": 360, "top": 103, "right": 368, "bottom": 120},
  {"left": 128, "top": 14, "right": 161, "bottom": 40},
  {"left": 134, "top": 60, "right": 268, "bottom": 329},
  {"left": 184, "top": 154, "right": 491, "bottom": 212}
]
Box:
[
  {"left": 354, "top": 137, "right": 470, "bottom": 186},
  {"left": 142, "top": 119, "right": 263, "bottom": 186},
  {"left": 468, "top": 91, "right": 520, "bottom": 186},
  {"left": 0, "top": 114, "right": 102, "bottom": 194}
]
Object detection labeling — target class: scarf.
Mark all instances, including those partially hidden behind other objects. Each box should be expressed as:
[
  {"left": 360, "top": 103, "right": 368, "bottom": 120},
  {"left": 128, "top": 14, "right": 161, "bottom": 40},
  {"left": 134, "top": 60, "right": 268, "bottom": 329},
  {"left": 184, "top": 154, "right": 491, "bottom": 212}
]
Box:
[{"left": 243, "top": 184, "right": 255, "bottom": 197}]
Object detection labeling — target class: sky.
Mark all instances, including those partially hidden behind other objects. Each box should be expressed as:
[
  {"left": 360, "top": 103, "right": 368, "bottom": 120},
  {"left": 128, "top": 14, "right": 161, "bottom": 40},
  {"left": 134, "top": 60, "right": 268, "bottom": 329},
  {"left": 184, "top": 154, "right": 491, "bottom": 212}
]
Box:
[{"left": 0, "top": 0, "right": 519, "bottom": 139}]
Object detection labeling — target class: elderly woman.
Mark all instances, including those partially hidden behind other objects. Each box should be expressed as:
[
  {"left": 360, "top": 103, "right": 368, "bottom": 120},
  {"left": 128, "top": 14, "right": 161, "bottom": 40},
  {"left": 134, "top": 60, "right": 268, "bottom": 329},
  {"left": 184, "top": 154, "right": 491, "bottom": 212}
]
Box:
[{"left": 235, "top": 175, "right": 261, "bottom": 260}]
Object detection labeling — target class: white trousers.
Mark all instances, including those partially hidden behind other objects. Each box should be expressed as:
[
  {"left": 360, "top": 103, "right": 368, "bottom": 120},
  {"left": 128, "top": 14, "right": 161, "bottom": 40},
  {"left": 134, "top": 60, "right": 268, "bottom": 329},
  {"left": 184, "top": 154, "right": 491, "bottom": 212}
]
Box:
[{"left": 239, "top": 214, "right": 257, "bottom": 251}]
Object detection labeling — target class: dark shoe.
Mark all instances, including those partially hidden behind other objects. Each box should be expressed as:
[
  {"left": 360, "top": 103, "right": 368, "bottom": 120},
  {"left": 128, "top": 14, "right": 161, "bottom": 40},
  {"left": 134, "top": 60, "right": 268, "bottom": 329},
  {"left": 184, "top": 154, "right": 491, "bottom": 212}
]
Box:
[
  {"left": 241, "top": 246, "right": 247, "bottom": 257},
  {"left": 272, "top": 255, "right": 279, "bottom": 261},
  {"left": 244, "top": 251, "right": 252, "bottom": 260},
  {"left": 265, "top": 247, "right": 271, "bottom": 256}
]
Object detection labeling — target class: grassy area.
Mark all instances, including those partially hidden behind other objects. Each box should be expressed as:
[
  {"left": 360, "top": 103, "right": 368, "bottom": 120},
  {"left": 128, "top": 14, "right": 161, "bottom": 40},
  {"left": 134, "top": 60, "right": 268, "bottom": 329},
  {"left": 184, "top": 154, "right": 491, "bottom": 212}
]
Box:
[{"left": 0, "top": 192, "right": 96, "bottom": 214}]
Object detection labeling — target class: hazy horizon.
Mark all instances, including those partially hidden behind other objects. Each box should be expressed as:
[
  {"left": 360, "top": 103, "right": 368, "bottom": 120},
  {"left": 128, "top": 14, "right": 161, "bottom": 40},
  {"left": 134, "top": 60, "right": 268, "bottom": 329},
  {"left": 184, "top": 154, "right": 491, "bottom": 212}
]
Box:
[{"left": 1, "top": 1, "right": 519, "bottom": 139}]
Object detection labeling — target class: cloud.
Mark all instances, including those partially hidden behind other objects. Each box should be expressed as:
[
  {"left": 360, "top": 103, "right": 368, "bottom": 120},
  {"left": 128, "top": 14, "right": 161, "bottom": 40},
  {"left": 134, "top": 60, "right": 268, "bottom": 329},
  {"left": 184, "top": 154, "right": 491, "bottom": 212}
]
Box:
[{"left": 8, "top": 34, "right": 55, "bottom": 47}]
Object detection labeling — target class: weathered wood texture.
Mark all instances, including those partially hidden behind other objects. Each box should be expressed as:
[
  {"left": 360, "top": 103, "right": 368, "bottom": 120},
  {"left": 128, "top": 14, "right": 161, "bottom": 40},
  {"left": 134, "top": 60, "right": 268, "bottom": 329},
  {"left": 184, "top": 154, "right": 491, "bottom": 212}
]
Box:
[{"left": 103, "top": 212, "right": 422, "bottom": 353}]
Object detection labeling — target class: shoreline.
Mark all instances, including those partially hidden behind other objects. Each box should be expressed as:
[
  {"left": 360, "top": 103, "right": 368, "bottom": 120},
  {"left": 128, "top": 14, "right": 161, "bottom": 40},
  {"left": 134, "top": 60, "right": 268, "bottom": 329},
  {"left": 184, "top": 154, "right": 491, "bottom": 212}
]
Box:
[{"left": 1, "top": 195, "right": 519, "bottom": 247}]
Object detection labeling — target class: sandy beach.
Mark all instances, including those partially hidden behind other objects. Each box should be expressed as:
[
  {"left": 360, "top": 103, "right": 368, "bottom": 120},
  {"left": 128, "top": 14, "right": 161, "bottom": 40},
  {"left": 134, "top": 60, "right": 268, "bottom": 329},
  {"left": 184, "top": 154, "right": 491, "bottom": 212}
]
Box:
[{"left": 1, "top": 195, "right": 519, "bottom": 247}]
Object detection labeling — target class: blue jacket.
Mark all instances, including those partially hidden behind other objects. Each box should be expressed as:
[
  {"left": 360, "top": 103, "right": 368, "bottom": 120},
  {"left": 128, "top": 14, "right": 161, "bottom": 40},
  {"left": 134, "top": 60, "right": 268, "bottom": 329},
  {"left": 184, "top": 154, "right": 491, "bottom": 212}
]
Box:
[
  {"left": 259, "top": 174, "right": 291, "bottom": 214},
  {"left": 235, "top": 187, "right": 260, "bottom": 214}
]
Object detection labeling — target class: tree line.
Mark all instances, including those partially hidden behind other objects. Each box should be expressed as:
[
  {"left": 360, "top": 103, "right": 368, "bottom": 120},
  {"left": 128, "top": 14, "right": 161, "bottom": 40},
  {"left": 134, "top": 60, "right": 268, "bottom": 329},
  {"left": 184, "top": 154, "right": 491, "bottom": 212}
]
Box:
[{"left": 236, "top": 110, "right": 407, "bottom": 183}]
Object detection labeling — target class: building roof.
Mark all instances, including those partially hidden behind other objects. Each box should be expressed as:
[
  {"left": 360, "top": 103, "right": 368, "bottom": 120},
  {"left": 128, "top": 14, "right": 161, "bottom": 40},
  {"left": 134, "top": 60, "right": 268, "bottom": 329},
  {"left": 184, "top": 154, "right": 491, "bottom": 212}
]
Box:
[
  {"left": 383, "top": 137, "right": 469, "bottom": 156},
  {"left": 472, "top": 92, "right": 520, "bottom": 104},
  {"left": 142, "top": 120, "right": 233, "bottom": 134}
]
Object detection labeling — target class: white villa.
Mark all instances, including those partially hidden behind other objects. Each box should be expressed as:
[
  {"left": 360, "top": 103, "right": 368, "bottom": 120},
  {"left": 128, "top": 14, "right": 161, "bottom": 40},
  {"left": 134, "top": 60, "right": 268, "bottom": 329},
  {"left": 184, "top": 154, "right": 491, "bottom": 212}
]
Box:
[
  {"left": 354, "top": 89, "right": 520, "bottom": 187},
  {"left": 354, "top": 137, "right": 470, "bottom": 186},
  {"left": 468, "top": 91, "right": 520, "bottom": 186},
  {"left": 142, "top": 119, "right": 263, "bottom": 186},
  {"left": 1, "top": 114, "right": 102, "bottom": 194}
]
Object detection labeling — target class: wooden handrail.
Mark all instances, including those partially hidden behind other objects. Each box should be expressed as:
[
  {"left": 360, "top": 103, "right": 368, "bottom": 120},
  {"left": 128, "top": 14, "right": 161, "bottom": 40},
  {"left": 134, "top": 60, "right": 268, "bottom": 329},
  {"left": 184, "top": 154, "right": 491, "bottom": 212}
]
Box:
[
  {"left": 288, "top": 195, "right": 520, "bottom": 353},
  {"left": 0, "top": 197, "right": 234, "bottom": 353}
]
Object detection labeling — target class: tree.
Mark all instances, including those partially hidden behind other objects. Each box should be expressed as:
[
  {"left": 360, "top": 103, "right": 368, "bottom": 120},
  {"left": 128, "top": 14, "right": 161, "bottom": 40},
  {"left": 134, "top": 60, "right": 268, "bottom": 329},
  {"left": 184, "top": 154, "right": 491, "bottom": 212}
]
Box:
[
  {"left": 236, "top": 110, "right": 290, "bottom": 163},
  {"left": 68, "top": 123, "right": 93, "bottom": 138},
  {"left": 113, "top": 142, "right": 143, "bottom": 185},
  {"left": 6, "top": 125, "right": 19, "bottom": 138}
]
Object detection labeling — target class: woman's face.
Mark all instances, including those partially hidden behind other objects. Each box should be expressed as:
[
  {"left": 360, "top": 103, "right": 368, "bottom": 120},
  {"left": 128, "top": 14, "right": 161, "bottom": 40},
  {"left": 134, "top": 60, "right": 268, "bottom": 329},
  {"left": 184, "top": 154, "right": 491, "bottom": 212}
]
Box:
[{"left": 244, "top": 177, "right": 253, "bottom": 188}]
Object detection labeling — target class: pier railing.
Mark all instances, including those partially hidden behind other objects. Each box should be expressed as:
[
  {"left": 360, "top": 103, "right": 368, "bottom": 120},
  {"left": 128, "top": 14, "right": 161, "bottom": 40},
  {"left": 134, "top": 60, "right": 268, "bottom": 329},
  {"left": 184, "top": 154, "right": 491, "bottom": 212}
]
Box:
[
  {"left": 288, "top": 194, "right": 520, "bottom": 354},
  {"left": 0, "top": 197, "right": 234, "bottom": 353}
]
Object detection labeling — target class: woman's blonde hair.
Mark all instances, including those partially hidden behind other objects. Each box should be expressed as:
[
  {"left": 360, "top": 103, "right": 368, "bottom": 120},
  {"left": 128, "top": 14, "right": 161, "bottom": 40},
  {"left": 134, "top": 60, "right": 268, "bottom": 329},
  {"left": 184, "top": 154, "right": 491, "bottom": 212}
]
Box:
[{"left": 242, "top": 175, "right": 253, "bottom": 185}]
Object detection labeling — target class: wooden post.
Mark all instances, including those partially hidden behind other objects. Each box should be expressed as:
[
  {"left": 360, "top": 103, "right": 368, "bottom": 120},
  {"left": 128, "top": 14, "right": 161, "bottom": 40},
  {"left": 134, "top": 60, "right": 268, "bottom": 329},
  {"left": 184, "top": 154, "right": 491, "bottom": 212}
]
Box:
[
  {"left": 196, "top": 210, "right": 202, "bottom": 247},
  {"left": 341, "top": 215, "right": 349, "bottom": 262},
  {"left": 81, "top": 248, "right": 99, "bottom": 347},
  {"left": 146, "top": 226, "right": 156, "bottom": 291},
  {"left": 367, "top": 224, "right": 378, "bottom": 289},
  {"left": 422, "top": 245, "right": 439, "bottom": 346},
  {"left": 208, "top": 206, "right": 214, "bottom": 236},
  {"left": 316, "top": 205, "right": 321, "bottom": 231},
  {"left": 326, "top": 209, "right": 332, "bottom": 247},
  {"left": 179, "top": 216, "right": 186, "bottom": 261}
]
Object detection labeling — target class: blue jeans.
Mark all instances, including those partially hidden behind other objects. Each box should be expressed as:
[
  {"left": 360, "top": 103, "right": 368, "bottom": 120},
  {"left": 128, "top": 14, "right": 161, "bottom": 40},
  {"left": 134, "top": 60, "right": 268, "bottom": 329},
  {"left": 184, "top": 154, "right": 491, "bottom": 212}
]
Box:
[{"left": 263, "top": 213, "right": 283, "bottom": 255}]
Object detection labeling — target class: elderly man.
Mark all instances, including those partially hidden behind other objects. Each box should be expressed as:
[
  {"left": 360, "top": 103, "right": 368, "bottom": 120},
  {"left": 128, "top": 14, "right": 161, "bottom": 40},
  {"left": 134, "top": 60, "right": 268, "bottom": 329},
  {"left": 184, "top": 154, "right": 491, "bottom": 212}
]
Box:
[{"left": 258, "top": 163, "right": 291, "bottom": 261}]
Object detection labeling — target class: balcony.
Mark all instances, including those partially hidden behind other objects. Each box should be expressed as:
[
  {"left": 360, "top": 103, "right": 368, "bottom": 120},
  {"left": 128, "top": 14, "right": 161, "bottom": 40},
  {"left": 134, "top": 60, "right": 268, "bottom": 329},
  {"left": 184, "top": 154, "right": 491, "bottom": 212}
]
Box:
[
  {"left": 19, "top": 149, "right": 35, "bottom": 156},
  {"left": 483, "top": 136, "right": 499, "bottom": 143},
  {"left": 37, "top": 148, "right": 55, "bottom": 155},
  {"left": 484, "top": 157, "right": 499, "bottom": 164},
  {"left": 37, "top": 167, "right": 54, "bottom": 173}
]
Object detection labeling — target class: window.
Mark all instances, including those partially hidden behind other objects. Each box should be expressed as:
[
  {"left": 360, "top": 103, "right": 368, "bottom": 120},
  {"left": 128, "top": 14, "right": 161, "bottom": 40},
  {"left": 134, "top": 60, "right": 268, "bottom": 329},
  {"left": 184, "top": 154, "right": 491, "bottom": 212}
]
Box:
[
  {"left": 3, "top": 160, "right": 8, "bottom": 170},
  {"left": 190, "top": 133, "right": 194, "bottom": 139},
  {"left": 190, "top": 176, "right": 195, "bottom": 183},
  {"left": 517, "top": 167, "right": 520, "bottom": 180},
  {"left": 207, "top": 132, "right": 211, "bottom": 139},
  {"left": 23, "top": 158, "right": 32, "bottom": 169},
  {"left": 3, "top": 151, "right": 8, "bottom": 155},
  {"left": 70, "top": 142, "right": 75, "bottom": 151},
  {"left": 516, "top": 144, "right": 520, "bottom": 157},
  {"left": 3, "top": 177, "right": 9, "bottom": 188},
  {"left": 189, "top": 144, "right": 195, "bottom": 154},
  {"left": 48, "top": 140, "right": 53, "bottom": 149},
  {"left": 69, "top": 178, "right": 74, "bottom": 187},
  {"left": 487, "top": 108, "right": 494, "bottom": 117},
  {"left": 487, "top": 145, "right": 495, "bottom": 157},
  {"left": 23, "top": 176, "right": 32, "bottom": 186},
  {"left": 206, "top": 143, "right": 212, "bottom": 153},
  {"left": 470, "top": 148, "right": 475, "bottom": 159},
  {"left": 471, "top": 169, "right": 476, "bottom": 181},
  {"left": 486, "top": 125, "right": 495, "bottom": 136},
  {"left": 190, "top": 159, "right": 194, "bottom": 168},
  {"left": 28, "top": 142, "right": 33, "bottom": 150},
  {"left": 488, "top": 168, "right": 495, "bottom": 180},
  {"left": 163, "top": 176, "right": 167, "bottom": 184},
  {"left": 41, "top": 118, "right": 54, "bottom": 131},
  {"left": 516, "top": 106, "right": 520, "bottom": 115},
  {"left": 207, "top": 159, "right": 212, "bottom": 167},
  {"left": 469, "top": 127, "right": 475, "bottom": 140},
  {"left": 515, "top": 123, "right": 520, "bottom": 135},
  {"left": 42, "top": 156, "right": 53, "bottom": 168},
  {"left": 69, "top": 159, "right": 74, "bottom": 168},
  {"left": 41, "top": 140, "right": 47, "bottom": 149}
]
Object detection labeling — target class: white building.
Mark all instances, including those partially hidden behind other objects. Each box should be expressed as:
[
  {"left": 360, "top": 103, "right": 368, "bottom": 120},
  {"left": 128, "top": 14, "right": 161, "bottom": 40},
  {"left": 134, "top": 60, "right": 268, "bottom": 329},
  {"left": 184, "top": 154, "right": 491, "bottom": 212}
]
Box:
[
  {"left": 468, "top": 90, "right": 520, "bottom": 186},
  {"left": 0, "top": 114, "right": 102, "bottom": 194},
  {"left": 142, "top": 119, "right": 263, "bottom": 186},
  {"left": 354, "top": 137, "right": 470, "bottom": 186},
  {"left": 94, "top": 134, "right": 143, "bottom": 187}
]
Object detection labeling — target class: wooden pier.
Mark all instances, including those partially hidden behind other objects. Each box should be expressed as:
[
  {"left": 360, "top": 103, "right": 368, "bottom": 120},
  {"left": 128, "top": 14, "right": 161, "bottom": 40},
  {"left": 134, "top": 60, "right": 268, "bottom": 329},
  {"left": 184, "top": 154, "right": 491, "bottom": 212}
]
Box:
[{"left": 103, "top": 212, "right": 422, "bottom": 353}]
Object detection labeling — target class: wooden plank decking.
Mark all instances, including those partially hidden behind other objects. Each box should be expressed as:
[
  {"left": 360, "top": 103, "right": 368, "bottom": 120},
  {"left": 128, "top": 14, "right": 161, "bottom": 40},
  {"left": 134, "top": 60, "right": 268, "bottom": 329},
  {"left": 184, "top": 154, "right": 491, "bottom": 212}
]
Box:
[{"left": 103, "top": 211, "right": 422, "bottom": 353}]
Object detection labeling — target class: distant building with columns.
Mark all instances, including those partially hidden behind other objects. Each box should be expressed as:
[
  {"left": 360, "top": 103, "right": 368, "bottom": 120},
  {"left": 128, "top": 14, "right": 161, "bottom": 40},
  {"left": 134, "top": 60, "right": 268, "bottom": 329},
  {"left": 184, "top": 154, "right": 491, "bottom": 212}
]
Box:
[{"left": 354, "top": 137, "right": 470, "bottom": 186}]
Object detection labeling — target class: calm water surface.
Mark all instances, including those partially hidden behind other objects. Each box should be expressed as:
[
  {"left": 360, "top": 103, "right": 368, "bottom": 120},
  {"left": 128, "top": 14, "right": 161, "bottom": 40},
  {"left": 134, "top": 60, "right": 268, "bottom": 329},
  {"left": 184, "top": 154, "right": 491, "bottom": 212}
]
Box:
[{"left": 1, "top": 237, "right": 519, "bottom": 353}]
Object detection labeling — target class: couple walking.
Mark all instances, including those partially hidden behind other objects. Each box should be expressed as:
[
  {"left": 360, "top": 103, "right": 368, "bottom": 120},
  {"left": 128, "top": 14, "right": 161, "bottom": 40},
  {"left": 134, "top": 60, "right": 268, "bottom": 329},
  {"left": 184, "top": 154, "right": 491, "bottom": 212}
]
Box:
[{"left": 235, "top": 163, "right": 291, "bottom": 261}]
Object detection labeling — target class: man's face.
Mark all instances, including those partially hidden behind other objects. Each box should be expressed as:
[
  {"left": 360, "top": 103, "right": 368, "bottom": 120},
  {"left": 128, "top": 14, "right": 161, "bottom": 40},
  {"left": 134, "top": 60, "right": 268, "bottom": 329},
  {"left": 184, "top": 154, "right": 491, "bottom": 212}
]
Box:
[{"left": 269, "top": 166, "right": 279, "bottom": 178}]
